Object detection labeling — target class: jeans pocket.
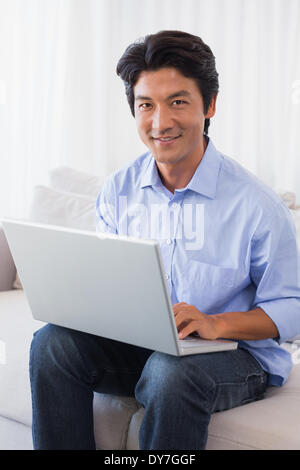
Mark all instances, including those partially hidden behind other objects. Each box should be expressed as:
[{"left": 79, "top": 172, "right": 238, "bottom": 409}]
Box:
[
  {"left": 233, "top": 349, "right": 268, "bottom": 404},
  {"left": 212, "top": 349, "right": 268, "bottom": 413}
]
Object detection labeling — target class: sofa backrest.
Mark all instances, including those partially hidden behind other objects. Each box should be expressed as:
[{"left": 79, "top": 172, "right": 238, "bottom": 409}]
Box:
[{"left": 0, "top": 224, "right": 17, "bottom": 291}]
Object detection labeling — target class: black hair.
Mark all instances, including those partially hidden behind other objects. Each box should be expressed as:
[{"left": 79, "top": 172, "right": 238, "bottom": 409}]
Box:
[{"left": 116, "top": 30, "right": 219, "bottom": 134}]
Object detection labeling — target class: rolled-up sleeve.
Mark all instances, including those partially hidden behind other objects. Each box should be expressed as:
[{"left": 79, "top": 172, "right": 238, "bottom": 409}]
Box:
[{"left": 250, "top": 203, "right": 300, "bottom": 343}]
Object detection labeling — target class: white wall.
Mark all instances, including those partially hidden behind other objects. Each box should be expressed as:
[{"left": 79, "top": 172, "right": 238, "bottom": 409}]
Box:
[{"left": 0, "top": 0, "right": 299, "bottom": 218}]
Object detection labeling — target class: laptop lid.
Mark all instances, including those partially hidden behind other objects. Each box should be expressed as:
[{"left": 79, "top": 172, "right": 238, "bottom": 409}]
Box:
[{"left": 2, "top": 218, "right": 180, "bottom": 355}]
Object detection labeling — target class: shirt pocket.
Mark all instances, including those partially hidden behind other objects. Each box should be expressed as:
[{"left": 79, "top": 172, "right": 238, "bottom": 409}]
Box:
[{"left": 179, "top": 260, "right": 237, "bottom": 311}]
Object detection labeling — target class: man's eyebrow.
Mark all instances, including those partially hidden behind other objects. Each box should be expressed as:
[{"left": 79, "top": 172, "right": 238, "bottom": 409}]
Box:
[
  {"left": 135, "top": 94, "right": 153, "bottom": 101},
  {"left": 135, "top": 90, "right": 192, "bottom": 101},
  {"left": 167, "top": 90, "right": 192, "bottom": 100}
]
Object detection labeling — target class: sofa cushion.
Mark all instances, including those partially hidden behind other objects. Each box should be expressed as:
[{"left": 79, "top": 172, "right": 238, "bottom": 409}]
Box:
[
  {"left": 29, "top": 185, "right": 96, "bottom": 231},
  {"left": 93, "top": 394, "right": 140, "bottom": 450},
  {"left": 0, "top": 416, "right": 33, "bottom": 450},
  {"left": 49, "top": 166, "right": 105, "bottom": 199},
  {"left": 275, "top": 189, "right": 296, "bottom": 209},
  {"left": 0, "top": 290, "right": 44, "bottom": 426},
  {"left": 0, "top": 225, "right": 17, "bottom": 291}
]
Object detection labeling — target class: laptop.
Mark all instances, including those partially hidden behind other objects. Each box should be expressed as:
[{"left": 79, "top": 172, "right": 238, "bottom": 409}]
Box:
[{"left": 1, "top": 218, "right": 237, "bottom": 356}]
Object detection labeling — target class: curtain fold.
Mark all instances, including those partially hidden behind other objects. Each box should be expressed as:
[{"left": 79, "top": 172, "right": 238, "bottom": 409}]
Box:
[{"left": 0, "top": 0, "right": 299, "bottom": 218}]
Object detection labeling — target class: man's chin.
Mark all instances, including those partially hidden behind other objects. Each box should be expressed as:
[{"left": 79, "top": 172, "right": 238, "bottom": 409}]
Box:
[{"left": 153, "top": 153, "right": 185, "bottom": 165}]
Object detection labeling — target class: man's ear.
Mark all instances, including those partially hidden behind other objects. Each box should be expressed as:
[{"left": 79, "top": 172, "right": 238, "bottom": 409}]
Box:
[{"left": 205, "top": 94, "right": 217, "bottom": 119}]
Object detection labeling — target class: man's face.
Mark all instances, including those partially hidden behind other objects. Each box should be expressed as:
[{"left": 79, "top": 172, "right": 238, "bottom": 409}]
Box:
[{"left": 134, "top": 67, "right": 216, "bottom": 166}]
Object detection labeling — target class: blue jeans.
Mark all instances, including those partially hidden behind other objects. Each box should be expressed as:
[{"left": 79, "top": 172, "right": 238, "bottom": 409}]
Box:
[{"left": 29, "top": 324, "right": 268, "bottom": 450}]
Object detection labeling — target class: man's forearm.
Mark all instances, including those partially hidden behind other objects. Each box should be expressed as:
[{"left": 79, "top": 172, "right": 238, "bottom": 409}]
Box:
[{"left": 213, "top": 307, "right": 279, "bottom": 341}]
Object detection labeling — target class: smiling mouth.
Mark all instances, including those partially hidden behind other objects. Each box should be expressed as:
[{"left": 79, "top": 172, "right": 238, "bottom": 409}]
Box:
[{"left": 152, "top": 135, "right": 181, "bottom": 144}]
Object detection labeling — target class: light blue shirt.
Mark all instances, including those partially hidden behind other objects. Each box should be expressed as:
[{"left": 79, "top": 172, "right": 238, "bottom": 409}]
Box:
[{"left": 95, "top": 138, "right": 300, "bottom": 386}]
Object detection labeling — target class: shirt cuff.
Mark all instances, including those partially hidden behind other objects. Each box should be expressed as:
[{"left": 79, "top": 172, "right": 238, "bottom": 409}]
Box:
[{"left": 256, "top": 297, "right": 300, "bottom": 344}]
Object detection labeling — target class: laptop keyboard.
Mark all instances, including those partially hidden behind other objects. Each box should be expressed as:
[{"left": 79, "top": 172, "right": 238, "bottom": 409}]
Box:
[{"left": 179, "top": 337, "right": 211, "bottom": 348}]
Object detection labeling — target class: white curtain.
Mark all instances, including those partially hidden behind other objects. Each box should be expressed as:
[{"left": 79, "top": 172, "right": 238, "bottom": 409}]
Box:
[{"left": 0, "top": 0, "right": 300, "bottom": 218}]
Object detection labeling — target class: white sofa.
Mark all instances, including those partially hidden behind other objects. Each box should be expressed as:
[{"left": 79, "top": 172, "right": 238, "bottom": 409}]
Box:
[{"left": 1, "top": 166, "right": 300, "bottom": 450}]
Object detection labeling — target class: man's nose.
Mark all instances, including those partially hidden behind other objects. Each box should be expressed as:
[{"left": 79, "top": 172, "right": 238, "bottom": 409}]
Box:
[{"left": 152, "top": 105, "right": 174, "bottom": 133}]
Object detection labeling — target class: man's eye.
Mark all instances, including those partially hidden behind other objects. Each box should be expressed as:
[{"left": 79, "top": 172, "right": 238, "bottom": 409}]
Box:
[
  {"left": 172, "top": 100, "right": 186, "bottom": 106},
  {"left": 139, "top": 103, "right": 152, "bottom": 110}
]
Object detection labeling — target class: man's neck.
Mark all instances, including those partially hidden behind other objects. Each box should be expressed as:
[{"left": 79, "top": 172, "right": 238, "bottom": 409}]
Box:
[{"left": 156, "top": 136, "right": 208, "bottom": 194}]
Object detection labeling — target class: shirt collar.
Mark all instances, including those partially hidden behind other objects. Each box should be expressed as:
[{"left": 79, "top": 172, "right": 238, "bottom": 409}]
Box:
[
  {"left": 185, "top": 138, "right": 222, "bottom": 199},
  {"left": 139, "top": 154, "right": 162, "bottom": 190},
  {"left": 140, "top": 137, "right": 222, "bottom": 199}
]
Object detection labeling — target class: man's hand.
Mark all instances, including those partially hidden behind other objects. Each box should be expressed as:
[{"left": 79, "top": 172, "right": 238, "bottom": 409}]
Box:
[
  {"left": 173, "top": 302, "right": 279, "bottom": 341},
  {"left": 173, "top": 302, "right": 220, "bottom": 340}
]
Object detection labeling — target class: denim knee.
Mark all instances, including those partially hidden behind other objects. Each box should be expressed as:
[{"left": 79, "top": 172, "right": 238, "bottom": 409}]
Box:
[
  {"left": 31, "top": 323, "right": 65, "bottom": 360},
  {"left": 136, "top": 353, "right": 189, "bottom": 402},
  {"left": 135, "top": 351, "right": 216, "bottom": 407},
  {"left": 30, "top": 323, "right": 86, "bottom": 381}
]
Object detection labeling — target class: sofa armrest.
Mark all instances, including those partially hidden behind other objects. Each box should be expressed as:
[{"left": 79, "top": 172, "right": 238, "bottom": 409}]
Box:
[{"left": 0, "top": 224, "right": 16, "bottom": 291}]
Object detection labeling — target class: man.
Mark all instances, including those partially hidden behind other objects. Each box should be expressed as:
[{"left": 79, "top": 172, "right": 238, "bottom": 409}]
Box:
[{"left": 30, "top": 30, "right": 300, "bottom": 450}]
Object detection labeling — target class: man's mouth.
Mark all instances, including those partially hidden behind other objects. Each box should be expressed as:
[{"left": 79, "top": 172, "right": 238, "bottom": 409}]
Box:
[{"left": 152, "top": 135, "right": 181, "bottom": 145}]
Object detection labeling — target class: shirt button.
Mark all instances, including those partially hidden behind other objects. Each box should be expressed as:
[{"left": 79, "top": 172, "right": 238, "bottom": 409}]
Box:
[
  {"left": 165, "top": 274, "right": 170, "bottom": 280},
  {"left": 166, "top": 239, "right": 172, "bottom": 245},
  {"left": 172, "top": 202, "right": 178, "bottom": 209}
]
